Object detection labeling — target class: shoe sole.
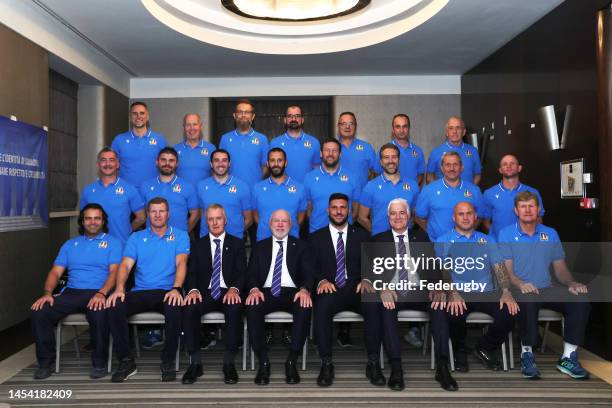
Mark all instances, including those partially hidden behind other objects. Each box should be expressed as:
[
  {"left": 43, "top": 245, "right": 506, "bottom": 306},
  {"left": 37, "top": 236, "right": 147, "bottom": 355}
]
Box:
[
  {"left": 112, "top": 368, "right": 138, "bottom": 382},
  {"left": 337, "top": 339, "right": 353, "bottom": 348},
  {"left": 474, "top": 351, "right": 502, "bottom": 371},
  {"left": 556, "top": 364, "right": 589, "bottom": 379},
  {"left": 522, "top": 372, "right": 541, "bottom": 379}
]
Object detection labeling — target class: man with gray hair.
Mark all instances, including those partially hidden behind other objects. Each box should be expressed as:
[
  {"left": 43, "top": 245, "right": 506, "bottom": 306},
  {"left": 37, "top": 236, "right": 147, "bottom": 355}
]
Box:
[{"left": 174, "top": 112, "right": 216, "bottom": 187}]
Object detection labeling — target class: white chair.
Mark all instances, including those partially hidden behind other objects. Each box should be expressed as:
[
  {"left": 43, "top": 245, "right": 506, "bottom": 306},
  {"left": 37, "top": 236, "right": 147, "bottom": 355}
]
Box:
[
  {"left": 128, "top": 312, "right": 180, "bottom": 371},
  {"left": 333, "top": 311, "right": 385, "bottom": 368},
  {"left": 396, "top": 310, "right": 431, "bottom": 368},
  {"left": 539, "top": 308, "right": 565, "bottom": 352},
  {"left": 198, "top": 312, "right": 249, "bottom": 371}
]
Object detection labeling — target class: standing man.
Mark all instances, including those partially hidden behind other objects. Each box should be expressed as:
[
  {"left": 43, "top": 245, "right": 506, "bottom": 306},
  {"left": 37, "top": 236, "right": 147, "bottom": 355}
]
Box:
[
  {"left": 245, "top": 209, "right": 313, "bottom": 385},
  {"left": 107, "top": 197, "right": 189, "bottom": 382},
  {"left": 270, "top": 105, "right": 321, "bottom": 182},
  {"left": 175, "top": 113, "right": 216, "bottom": 188},
  {"left": 252, "top": 148, "right": 307, "bottom": 241},
  {"left": 482, "top": 154, "right": 545, "bottom": 239},
  {"left": 111, "top": 102, "right": 168, "bottom": 189},
  {"left": 336, "top": 112, "right": 378, "bottom": 192},
  {"left": 303, "top": 138, "right": 360, "bottom": 234},
  {"left": 182, "top": 204, "right": 246, "bottom": 385},
  {"left": 31, "top": 204, "right": 120, "bottom": 380},
  {"left": 80, "top": 147, "right": 145, "bottom": 244},
  {"left": 375, "top": 114, "right": 425, "bottom": 185},
  {"left": 359, "top": 143, "right": 420, "bottom": 236},
  {"left": 140, "top": 147, "right": 200, "bottom": 234},
  {"left": 426, "top": 116, "right": 481, "bottom": 185},
  {"left": 415, "top": 151, "right": 484, "bottom": 241},
  {"left": 498, "top": 192, "right": 590, "bottom": 380},
  {"left": 197, "top": 149, "right": 252, "bottom": 239}
]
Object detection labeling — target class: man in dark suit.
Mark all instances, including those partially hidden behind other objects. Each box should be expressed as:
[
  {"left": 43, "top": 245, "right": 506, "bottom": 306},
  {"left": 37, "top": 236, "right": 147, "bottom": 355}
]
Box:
[
  {"left": 309, "top": 193, "right": 383, "bottom": 387},
  {"left": 245, "top": 209, "right": 314, "bottom": 385},
  {"left": 181, "top": 204, "right": 246, "bottom": 384},
  {"left": 371, "top": 198, "right": 458, "bottom": 391}
]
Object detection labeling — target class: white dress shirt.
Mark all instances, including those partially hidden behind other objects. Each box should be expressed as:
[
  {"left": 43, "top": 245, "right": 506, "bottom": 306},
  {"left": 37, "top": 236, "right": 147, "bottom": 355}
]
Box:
[{"left": 263, "top": 235, "right": 296, "bottom": 288}]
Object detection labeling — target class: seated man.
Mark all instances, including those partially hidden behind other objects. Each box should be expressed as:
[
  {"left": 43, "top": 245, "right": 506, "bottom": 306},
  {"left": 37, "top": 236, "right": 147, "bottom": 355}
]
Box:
[
  {"left": 182, "top": 204, "right": 246, "bottom": 385},
  {"left": 107, "top": 197, "right": 189, "bottom": 382},
  {"left": 437, "top": 202, "right": 518, "bottom": 372},
  {"left": 371, "top": 198, "right": 457, "bottom": 391},
  {"left": 498, "top": 191, "right": 590, "bottom": 379},
  {"left": 31, "top": 204, "right": 120, "bottom": 380},
  {"left": 245, "top": 209, "right": 313, "bottom": 385}
]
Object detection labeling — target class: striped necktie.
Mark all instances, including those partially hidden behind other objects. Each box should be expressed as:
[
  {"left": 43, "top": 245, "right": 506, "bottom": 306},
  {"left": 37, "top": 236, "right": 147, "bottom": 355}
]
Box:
[
  {"left": 210, "top": 239, "right": 222, "bottom": 300},
  {"left": 397, "top": 235, "right": 409, "bottom": 296},
  {"left": 271, "top": 240, "right": 284, "bottom": 297},
  {"left": 335, "top": 231, "right": 346, "bottom": 288}
]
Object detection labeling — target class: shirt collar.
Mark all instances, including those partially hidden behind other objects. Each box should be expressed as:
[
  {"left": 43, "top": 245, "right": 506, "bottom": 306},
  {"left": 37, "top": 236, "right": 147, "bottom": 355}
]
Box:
[
  {"left": 452, "top": 228, "right": 474, "bottom": 240},
  {"left": 272, "top": 234, "right": 289, "bottom": 245},
  {"left": 97, "top": 177, "right": 120, "bottom": 187},
  {"left": 392, "top": 229, "right": 409, "bottom": 241},
  {"left": 209, "top": 231, "right": 226, "bottom": 243},
  {"left": 234, "top": 128, "right": 254, "bottom": 138},
  {"left": 147, "top": 226, "right": 174, "bottom": 238},
  {"left": 329, "top": 223, "right": 348, "bottom": 237},
  {"left": 130, "top": 129, "right": 151, "bottom": 139},
  {"left": 441, "top": 178, "right": 463, "bottom": 190},
  {"left": 446, "top": 140, "right": 464, "bottom": 149},
  {"left": 284, "top": 131, "right": 304, "bottom": 141},
  {"left": 157, "top": 175, "right": 178, "bottom": 185},
  {"left": 515, "top": 222, "right": 540, "bottom": 237},
  {"left": 267, "top": 176, "right": 291, "bottom": 186},
  {"left": 83, "top": 232, "right": 107, "bottom": 241},
  {"left": 319, "top": 165, "right": 342, "bottom": 177},
  {"left": 392, "top": 139, "right": 413, "bottom": 150},
  {"left": 498, "top": 182, "right": 523, "bottom": 192},
  {"left": 183, "top": 139, "right": 204, "bottom": 149},
  {"left": 213, "top": 175, "right": 233, "bottom": 186}
]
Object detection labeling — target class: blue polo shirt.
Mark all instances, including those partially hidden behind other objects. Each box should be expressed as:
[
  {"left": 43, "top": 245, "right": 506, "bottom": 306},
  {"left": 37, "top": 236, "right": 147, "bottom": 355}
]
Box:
[
  {"left": 124, "top": 226, "right": 190, "bottom": 291},
  {"left": 303, "top": 166, "right": 360, "bottom": 233},
  {"left": 252, "top": 177, "right": 307, "bottom": 241},
  {"left": 497, "top": 223, "right": 564, "bottom": 289},
  {"left": 197, "top": 175, "right": 251, "bottom": 238},
  {"left": 360, "top": 175, "right": 420, "bottom": 236},
  {"left": 219, "top": 129, "right": 269, "bottom": 187},
  {"left": 140, "top": 176, "right": 198, "bottom": 232},
  {"left": 374, "top": 140, "right": 425, "bottom": 181},
  {"left": 426, "top": 142, "right": 481, "bottom": 183},
  {"left": 54, "top": 233, "right": 122, "bottom": 290},
  {"left": 415, "top": 178, "right": 484, "bottom": 241},
  {"left": 111, "top": 130, "right": 168, "bottom": 189},
  {"left": 483, "top": 183, "right": 545, "bottom": 239},
  {"left": 435, "top": 230, "right": 500, "bottom": 292},
  {"left": 270, "top": 132, "right": 321, "bottom": 182},
  {"left": 79, "top": 178, "right": 144, "bottom": 244},
  {"left": 338, "top": 137, "right": 377, "bottom": 191},
  {"left": 174, "top": 139, "right": 216, "bottom": 187}
]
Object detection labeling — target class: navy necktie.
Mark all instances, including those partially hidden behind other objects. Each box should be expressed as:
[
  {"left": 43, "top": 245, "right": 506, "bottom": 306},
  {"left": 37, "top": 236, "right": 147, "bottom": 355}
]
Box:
[
  {"left": 210, "top": 239, "right": 222, "bottom": 300},
  {"left": 335, "top": 232, "right": 346, "bottom": 288},
  {"left": 397, "top": 235, "right": 409, "bottom": 296},
  {"left": 271, "top": 240, "right": 283, "bottom": 297}
]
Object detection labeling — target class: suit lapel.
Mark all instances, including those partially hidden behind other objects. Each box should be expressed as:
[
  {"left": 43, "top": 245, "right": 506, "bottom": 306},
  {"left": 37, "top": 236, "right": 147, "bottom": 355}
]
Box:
[{"left": 286, "top": 236, "right": 298, "bottom": 274}]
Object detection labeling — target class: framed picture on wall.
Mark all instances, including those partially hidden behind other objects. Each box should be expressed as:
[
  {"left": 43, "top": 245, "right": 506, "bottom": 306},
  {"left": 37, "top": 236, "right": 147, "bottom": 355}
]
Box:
[{"left": 560, "top": 158, "right": 585, "bottom": 199}]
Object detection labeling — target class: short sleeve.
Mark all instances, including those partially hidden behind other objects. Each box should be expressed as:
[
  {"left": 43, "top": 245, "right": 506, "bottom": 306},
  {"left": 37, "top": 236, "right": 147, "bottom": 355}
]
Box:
[
  {"left": 128, "top": 185, "right": 145, "bottom": 212},
  {"left": 311, "top": 138, "right": 321, "bottom": 166},
  {"left": 414, "top": 188, "right": 430, "bottom": 218},
  {"left": 298, "top": 186, "right": 308, "bottom": 212},
  {"left": 108, "top": 238, "right": 123, "bottom": 265},
  {"left": 351, "top": 179, "right": 361, "bottom": 203},
  {"left": 219, "top": 134, "right": 228, "bottom": 150},
  {"left": 110, "top": 136, "right": 121, "bottom": 156},
  {"left": 472, "top": 148, "right": 482, "bottom": 174},
  {"left": 259, "top": 137, "right": 270, "bottom": 167},
  {"left": 176, "top": 231, "right": 190, "bottom": 255},
  {"left": 550, "top": 230, "right": 565, "bottom": 260},
  {"left": 409, "top": 181, "right": 420, "bottom": 207},
  {"left": 359, "top": 184, "right": 374, "bottom": 209},
  {"left": 534, "top": 189, "right": 545, "bottom": 216},
  {"left": 368, "top": 144, "right": 377, "bottom": 172},
  {"left": 79, "top": 191, "right": 87, "bottom": 210},
  {"left": 157, "top": 135, "right": 168, "bottom": 149},
  {"left": 481, "top": 190, "right": 493, "bottom": 220},
  {"left": 240, "top": 183, "right": 252, "bottom": 211},
  {"left": 186, "top": 183, "right": 199, "bottom": 210},
  {"left": 54, "top": 241, "right": 71, "bottom": 267},
  {"left": 123, "top": 233, "right": 139, "bottom": 261},
  {"left": 426, "top": 148, "right": 439, "bottom": 174},
  {"left": 416, "top": 147, "right": 426, "bottom": 175}
]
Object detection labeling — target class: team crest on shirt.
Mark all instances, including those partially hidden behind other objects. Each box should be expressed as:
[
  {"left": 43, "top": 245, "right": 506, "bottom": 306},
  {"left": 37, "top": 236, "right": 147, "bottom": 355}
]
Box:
[
  {"left": 201, "top": 148, "right": 209, "bottom": 156},
  {"left": 288, "top": 185, "right": 297, "bottom": 193},
  {"left": 495, "top": 194, "right": 500, "bottom": 199},
  {"left": 478, "top": 237, "right": 487, "bottom": 244},
  {"left": 464, "top": 190, "right": 473, "bottom": 198},
  {"left": 304, "top": 140, "right": 312, "bottom": 148},
  {"left": 98, "top": 241, "right": 108, "bottom": 249},
  {"left": 539, "top": 232, "right": 549, "bottom": 241},
  {"left": 356, "top": 144, "right": 364, "bottom": 151},
  {"left": 403, "top": 182, "right": 411, "bottom": 191},
  {"left": 340, "top": 175, "right": 349, "bottom": 182},
  {"left": 466, "top": 150, "right": 472, "bottom": 157},
  {"left": 167, "top": 234, "right": 175, "bottom": 242},
  {"left": 251, "top": 137, "right": 260, "bottom": 145},
  {"left": 149, "top": 138, "right": 157, "bottom": 146},
  {"left": 412, "top": 150, "right": 419, "bottom": 157},
  {"left": 115, "top": 187, "right": 124, "bottom": 195},
  {"left": 173, "top": 184, "right": 182, "bottom": 193},
  {"left": 229, "top": 185, "right": 238, "bottom": 193}
]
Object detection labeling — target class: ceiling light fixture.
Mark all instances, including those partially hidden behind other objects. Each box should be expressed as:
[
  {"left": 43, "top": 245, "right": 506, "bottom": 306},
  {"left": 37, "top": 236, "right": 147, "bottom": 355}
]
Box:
[{"left": 221, "top": 0, "right": 370, "bottom": 22}]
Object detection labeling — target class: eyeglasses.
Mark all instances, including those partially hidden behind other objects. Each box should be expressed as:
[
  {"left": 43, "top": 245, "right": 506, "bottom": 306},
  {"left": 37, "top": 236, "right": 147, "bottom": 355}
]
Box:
[
  {"left": 235, "top": 110, "right": 254, "bottom": 116},
  {"left": 338, "top": 122, "right": 355, "bottom": 127},
  {"left": 286, "top": 114, "right": 302, "bottom": 119}
]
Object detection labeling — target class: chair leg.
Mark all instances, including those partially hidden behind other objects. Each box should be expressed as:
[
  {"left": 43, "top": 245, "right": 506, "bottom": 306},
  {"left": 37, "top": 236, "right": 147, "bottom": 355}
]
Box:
[
  {"left": 430, "top": 337, "right": 435, "bottom": 370},
  {"left": 55, "top": 323, "right": 62, "bottom": 374},
  {"left": 509, "top": 331, "right": 514, "bottom": 370},
  {"left": 175, "top": 337, "right": 180, "bottom": 372},
  {"left": 133, "top": 325, "right": 141, "bottom": 358},
  {"left": 448, "top": 339, "right": 455, "bottom": 372},
  {"left": 242, "top": 319, "right": 247, "bottom": 371},
  {"left": 251, "top": 347, "right": 255, "bottom": 371},
  {"left": 108, "top": 336, "right": 113, "bottom": 373},
  {"left": 422, "top": 322, "right": 430, "bottom": 356},
  {"left": 540, "top": 322, "right": 550, "bottom": 353},
  {"left": 501, "top": 342, "right": 508, "bottom": 371},
  {"left": 302, "top": 338, "right": 307, "bottom": 371},
  {"left": 72, "top": 326, "right": 80, "bottom": 358}
]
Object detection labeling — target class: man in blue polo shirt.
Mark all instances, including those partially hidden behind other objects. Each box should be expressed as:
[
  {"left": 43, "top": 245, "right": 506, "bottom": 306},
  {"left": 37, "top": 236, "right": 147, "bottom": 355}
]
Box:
[
  {"left": 415, "top": 151, "right": 483, "bottom": 241},
  {"left": 359, "top": 143, "right": 419, "bottom": 236},
  {"left": 175, "top": 113, "right": 216, "bottom": 187},
  {"left": 31, "top": 204, "right": 121, "bottom": 380},
  {"left": 336, "top": 112, "right": 378, "bottom": 192},
  {"left": 304, "top": 138, "right": 359, "bottom": 233},
  {"left": 197, "top": 149, "right": 252, "bottom": 239},
  {"left": 252, "top": 148, "right": 307, "bottom": 241},
  {"left": 426, "top": 116, "right": 481, "bottom": 185},
  {"left": 270, "top": 105, "right": 320, "bottom": 183},
  {"left": 498, "top": 191, "right": 590, "bottom": 380},
  {"left": 482, "top": 154, "right": 545, "bottom": 239},
  {"left": 375, "top": 114, "right": 425, "bottom": 185},
  {"left": 80, "top": 147, "right": 145, "bottom": 244},
  {"left": 437, "top": 202, "right": 518, "bottom": 372},
  {"left": 107, "top": 197, "right": 190, "bottom": 382},
  {"left": 111, "top": 102, "right": 167, "bottom": 189},
  {"left": 140, "top": 147, "right": 200, "bottom": 234}
]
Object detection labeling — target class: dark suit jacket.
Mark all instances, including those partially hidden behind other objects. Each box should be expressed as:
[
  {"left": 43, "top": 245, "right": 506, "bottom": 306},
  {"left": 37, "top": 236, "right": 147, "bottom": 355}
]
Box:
[
  {"left": 247, "top": 236, "right": 314, "bottom": 292},
  {"left": 308, "top": 224, "right": 370, "bottom": 289},
  {"left": 185, "top": 233, "right": 247, "bottom": 294}
]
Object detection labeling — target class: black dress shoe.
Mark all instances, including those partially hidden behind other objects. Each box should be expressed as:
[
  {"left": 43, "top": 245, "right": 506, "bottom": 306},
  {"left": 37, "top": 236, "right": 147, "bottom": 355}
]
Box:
[
  {"left": 337, "top": 331, "right": 353, "bottom": 348},
  {"left": 454, "top": 349, "right": 469, "bottom": 372},
  {"left": 254, "top": 362, "right": 270, "bottom": 385},
  {"left": 33, "top": 366, "right": 52, "bottom": 380},
  {"left": 285, "top": 360, "right": 300, "bottom": 384},
  {"left": 366, "top": 361, "right": 386, "bottom": 386},
  {"left": 388, "top": 368, "right": 405, "bottom": 391},
  {"left": 181, "top": 363, "right": 203, "bottom": 384},
  {"left": 317, "top": 362, "right": 334, "bottom": 387},
  {"left": 161, "top": 361, "right": 176, "bottom": 382},
  {"left": 223, "top": 363, "right": 238, "bottom": 384},
  {"left": 474, "top": 347, "right": 502, "bottom": 371},
  {"left": 435, "top": 360, "right": 458, "bottom": 392}
]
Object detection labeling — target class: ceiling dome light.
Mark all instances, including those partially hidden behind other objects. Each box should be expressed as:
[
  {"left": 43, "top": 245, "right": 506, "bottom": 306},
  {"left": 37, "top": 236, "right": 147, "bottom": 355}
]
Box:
[{"left": 222, "top": 0, "right": 370, "bottom": 22}]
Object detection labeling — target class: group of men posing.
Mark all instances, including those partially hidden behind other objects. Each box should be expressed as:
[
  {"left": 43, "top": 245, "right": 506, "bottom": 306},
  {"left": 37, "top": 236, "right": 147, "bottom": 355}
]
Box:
[{"left": 30, "top": 99, "right": 591, "bottom": 392}]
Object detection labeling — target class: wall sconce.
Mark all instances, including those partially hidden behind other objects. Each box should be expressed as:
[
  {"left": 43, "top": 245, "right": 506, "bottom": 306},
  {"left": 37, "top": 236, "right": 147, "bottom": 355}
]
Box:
[{"left": 538, "top": 105, "right": 572, "bottom": 150}]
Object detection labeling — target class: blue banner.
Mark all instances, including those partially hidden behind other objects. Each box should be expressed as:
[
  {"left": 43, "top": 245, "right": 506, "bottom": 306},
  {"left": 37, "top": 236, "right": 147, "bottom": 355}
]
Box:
[{"left": 0, "top": 115, "right": 48, "bottom": 232}]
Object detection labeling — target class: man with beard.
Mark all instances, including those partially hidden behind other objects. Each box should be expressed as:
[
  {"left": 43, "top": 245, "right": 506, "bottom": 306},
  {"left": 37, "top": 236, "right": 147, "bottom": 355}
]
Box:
[
  {"left": 358, "top": 143, "right": 419, "bottom": 236},
  {"left": 270, "top": 105, "right": 320, "bottom": 183},
  {"left": 80, "top": 147, "right": 145, "bottom": 244},
  {"left": 336, "top": 112, "right": 378, "bottom": 192},
  {"left": 197, "top": 149, "right": 252, "bottom": 239},
  {"left": 252, "top": 148, "right": 307, "bottom": 241},
  {"left": 111, "top": 102, "right": 168, "bottom": 189},
  {"left": 482, "top": 154, "right": 545, "bottom": 239},
  {"left": 175, "top": 113, "right": 216, "bottom": 187},
  {"left": 140, "top": 147, "right": 200, "bottom": 234}
]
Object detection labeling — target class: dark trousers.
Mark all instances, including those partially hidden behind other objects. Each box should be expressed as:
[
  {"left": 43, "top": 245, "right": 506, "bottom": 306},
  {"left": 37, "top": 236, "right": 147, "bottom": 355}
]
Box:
[
  {"left": 31, "top": 288, "right": 109, "bottom": 368},
  {"left": 314, "top": 285, "right": 381, "bottom": 361},
  {"left": 515, "top": 286, "right": 590, "bottom": 347},
  {"left": 108, "top": 289, "right": 182, "bottom": 364},
  {"left": 246, "top": 288, "right": 311, "bottom": 361},
  {"left": 183, "top": 289, "right": 242, "bottom": 363}
]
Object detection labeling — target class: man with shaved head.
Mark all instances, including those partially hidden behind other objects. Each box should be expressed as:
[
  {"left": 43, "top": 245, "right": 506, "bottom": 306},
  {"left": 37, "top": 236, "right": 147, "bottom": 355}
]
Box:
[{"left": 175, "top": 113, "right": 216, "bottom": 187}]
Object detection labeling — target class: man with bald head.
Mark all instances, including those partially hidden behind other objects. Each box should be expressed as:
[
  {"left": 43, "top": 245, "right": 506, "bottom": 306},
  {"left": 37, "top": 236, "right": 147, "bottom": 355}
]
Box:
[
  {"left": 426, "top": 116, "right": 481, "bottom": 185},
  {"left": 245, "top": 209, "right": 314, "bottom": 386},
  {"left": 175, "top": 113, "right": 216, "bottom": 187}
]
